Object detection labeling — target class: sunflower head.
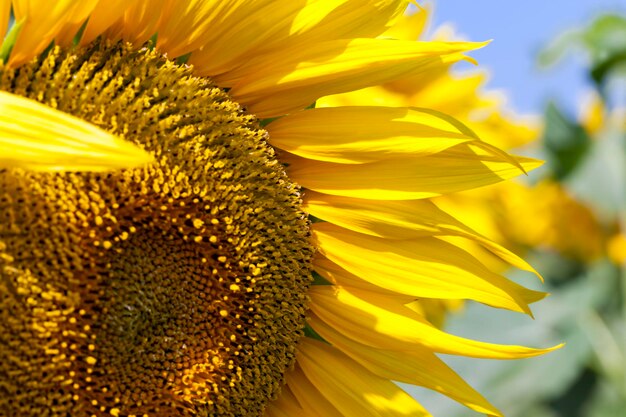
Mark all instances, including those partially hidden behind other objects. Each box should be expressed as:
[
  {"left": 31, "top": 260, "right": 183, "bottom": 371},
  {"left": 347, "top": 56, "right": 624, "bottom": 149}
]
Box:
[
  {"left": 0, "top": 2, "right": 560, "bottom": 417},
  {"left": 0, "top": 40, "right": 312, "bottom": 416}
]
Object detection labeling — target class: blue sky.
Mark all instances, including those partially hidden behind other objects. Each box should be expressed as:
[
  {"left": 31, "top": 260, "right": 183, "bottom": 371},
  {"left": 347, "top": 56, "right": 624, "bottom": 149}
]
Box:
[{"left": 424, "top": 0, "right": 626, "bottom": 116}]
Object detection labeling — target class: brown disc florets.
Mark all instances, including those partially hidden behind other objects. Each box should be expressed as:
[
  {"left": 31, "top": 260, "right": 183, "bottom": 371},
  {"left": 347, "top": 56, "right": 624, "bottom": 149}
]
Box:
[{"left": 0, "top": 41, "right": 313, "bottom": 417}]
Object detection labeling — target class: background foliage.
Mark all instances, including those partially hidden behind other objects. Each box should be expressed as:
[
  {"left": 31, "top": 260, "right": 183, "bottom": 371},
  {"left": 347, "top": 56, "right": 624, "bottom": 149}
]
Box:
[{"left": 406, "top": 13, "right": 626, "bottom": 417}]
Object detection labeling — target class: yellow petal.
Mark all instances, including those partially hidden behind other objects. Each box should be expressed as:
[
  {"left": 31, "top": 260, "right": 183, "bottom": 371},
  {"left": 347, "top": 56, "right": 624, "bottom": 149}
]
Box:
[
  {"left": 156, "top": 0, "right": 242, "bottom": 58},
  {"left": 264, "top": 403, "right": 290, "bottom": 417},
  {"left": 79, "top": 0, "right": 142, "bottom": 45},
  {"left": 104, "top": 0, "right": 167, "bottom": 46},
  {"left": 312, "top": 222, "right": 541, "bottom": 313},
  {"left": 286, "top": 366, "right": 344, "bottom": 417},
  {"left": 0, "top": 91, "right": 152, "bottom": 171},
  {"left": 284, "top": 143, "right": 541, "bottom": 200},
  {"left": 188, "top": 0, "right": 311, "bottom": 76},
  {"left": 309, "top": 285, "right": 561, "bottom": 358},
  {"left": 309, "top": 312, "right": 503, "bottom": 416},
  {"left": 298, "top": 338, "right": 433, "bottom": 417},
  {"left": 318, "top": 83, "right": 411, "bottom": 108},
  {"left": 314, "top": 254, "right": 417, "bottom": 302},
  {"left": 306, "top": 190, "right": 463, "bottom": 237},
  {"left": 382, "top": 6, "right": 430, "bottom": 41},
  {"left": 224, "top": 39, "right": 484, "bottom": 117},
  {"left": 53, "top": 1, "right": 101, "bottom": 46},
  {"left": 305, "top": 190, "right": 541, "bottom": 280},
  {"left": 412, "top": 107, "right": 528, "bottom": 174},
  {"left": 267, "top": 106, "right": 474, "bottom": 163},
  {"left": 9, "top": 1, "right": 97, "bottom": 66},
  {"left": 315, "top": 252, "right": 542, "bottom": 315},
  {"left": 189, "top": 0, "right": 408, "bottom": 79},
  {"left": 264, "top": 382, "right": 315, "bottom": 417},
  {"left": 285, "top": 0, "right": 408, "bottom": 40}
]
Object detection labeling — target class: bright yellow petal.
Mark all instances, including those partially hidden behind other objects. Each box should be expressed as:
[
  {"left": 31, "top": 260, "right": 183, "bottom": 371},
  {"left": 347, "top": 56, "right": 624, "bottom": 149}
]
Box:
[
  {"left": 104, "top": 0, "right": 167, "bottom": 46},
  {"left": 312, "top": 222, "right": 541, "bottom": 313},
  {"left": 188, "top": 0, "right": 311, "bottom": 76},
  {"left": 267, "top": 106, "right": 474, "bottom": 164},
  {"left": 314, "top": 250, "right": 543, "bottom": 311},
  {"left": 319, "top": 84, "right": 411, "bottom": 108},
  {"left": 284, "top": 0, "right": 408, "bottom": 40},
  {"left": 189, "top": 0, "right": 408, "bottom": 78},
  {"left": 314, "top": 254, "right": 418, "bottom": 302},
  {"left": 316, "top": 247, "right": 534, "bottom": 312},
  {"left": 223, "top": 39, "right": 484, "bottom": 117},
  {"left": 309, "top": 285, "right": 561, "bottom": 358},
  {"left": 79, "top": 0, "right": 142, "bottom": 45},
  {"left": 298, "top": 338, "right": 433, "bottom": 417},
  {"left": 156, "top": 0, "right": 241, "bottom": 58},
  {"left": 382, "top": 5, "right": 430, "bottom": 41},
  {"left": 53, "top": 1, "right": 101, "bottom": 46},
  {"left": 9, "top": 0, "right": 97, "bottom": 66},
  {"left": 284, "top": 143, "right": 541, "bottom": 200},
  {"left": 286, "top": 366, "right": 344, "bottom": 417},
  {"left": 309, "top": 312, "right": 503, "bottom": 417},
  {"left": 0, "top": 91, "right": 153, "bottom": 171},
  {"left": 305, "top": 190, "right": 541, "bottom": 279},
  {"left": 306, "top": 190, "right": 470, "bottom": 237}
]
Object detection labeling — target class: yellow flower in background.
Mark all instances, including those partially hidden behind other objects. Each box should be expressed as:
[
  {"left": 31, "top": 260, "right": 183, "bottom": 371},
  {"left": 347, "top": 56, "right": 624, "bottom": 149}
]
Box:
[
  {"left": 491, "top": 90, "right": 625, "bottom": 266},
  {"left": 436, "top": 180, "right": 609, "bottom": 270},
  {"left": 608, "top": 232, "right": 626, "bottom": 265},
  {"left": 441, "top": 86, "right": 625, "bottom": 267},
  {"left": 0, "top": 2, "right": 558, "bottom": 417},
  {"left": 458, "top": 180, "right": 605, "bottom": 263}
]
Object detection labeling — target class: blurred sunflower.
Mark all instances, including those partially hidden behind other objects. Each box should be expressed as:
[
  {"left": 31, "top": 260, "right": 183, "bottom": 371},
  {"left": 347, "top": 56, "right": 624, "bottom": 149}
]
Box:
[
  {"left": 0, "top": 1, "right": 557, "bottom": 417},
  {"left": 440, "top": 89, "right": 624, "bottom": 268}
]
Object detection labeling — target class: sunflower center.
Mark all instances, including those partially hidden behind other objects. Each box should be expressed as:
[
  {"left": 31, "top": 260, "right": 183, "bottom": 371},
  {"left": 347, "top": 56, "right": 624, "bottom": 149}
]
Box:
[{"left": 0, "top": 41, "right": 313, "bottom": 416}]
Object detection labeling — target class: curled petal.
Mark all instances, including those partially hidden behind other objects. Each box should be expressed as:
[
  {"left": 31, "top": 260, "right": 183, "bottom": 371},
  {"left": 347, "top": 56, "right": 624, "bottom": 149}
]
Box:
[{"left": 0, "top": 91, "right": 153, "bottom": 172}]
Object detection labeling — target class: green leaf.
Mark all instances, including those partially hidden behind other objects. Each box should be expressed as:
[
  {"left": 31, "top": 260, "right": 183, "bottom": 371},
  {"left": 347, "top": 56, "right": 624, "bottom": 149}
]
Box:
[
  {"left": 537, "top": 29, "right": 581, "bottom": 68},
  {"left": 566, "top": 126, "right": 626, "bottom": 216},
  {"left": 537, "top": 14, "right": 626, "bottom": 89},
  {"left": 582, "top": 15, "right": 626, "bottom": 87},
  {"left": 416, "top": 259, "right": 621, "bottom": 417},
  {"left": 542, "top": 102, "right": 591, "bottom": 180}
]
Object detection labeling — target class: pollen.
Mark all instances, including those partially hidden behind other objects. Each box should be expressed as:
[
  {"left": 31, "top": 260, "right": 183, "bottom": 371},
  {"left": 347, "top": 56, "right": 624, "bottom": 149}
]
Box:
[{"left": 0, "top": 41, "right": 313, "bottom": 416}]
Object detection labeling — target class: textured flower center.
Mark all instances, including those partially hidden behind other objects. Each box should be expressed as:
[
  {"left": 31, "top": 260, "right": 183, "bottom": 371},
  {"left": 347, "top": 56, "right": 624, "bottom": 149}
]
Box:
[{"left": 0, "top": 41, "right": 313, "bottom": 416}]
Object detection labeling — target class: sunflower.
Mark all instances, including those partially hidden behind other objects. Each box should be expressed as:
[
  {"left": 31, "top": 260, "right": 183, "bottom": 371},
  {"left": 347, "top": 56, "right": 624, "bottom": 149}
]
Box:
[{"left": 0, "top": 2, "right": 557, "bottom": 417}]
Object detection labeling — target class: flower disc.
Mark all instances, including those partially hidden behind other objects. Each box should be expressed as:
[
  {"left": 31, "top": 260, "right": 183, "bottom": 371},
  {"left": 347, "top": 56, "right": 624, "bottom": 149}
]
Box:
[{"left": 0, "top": 41, "right": 313, "bottom": 417}]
